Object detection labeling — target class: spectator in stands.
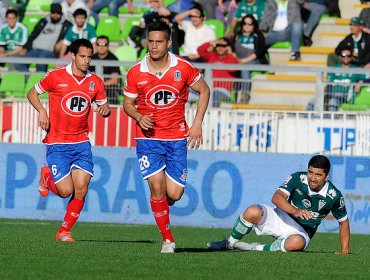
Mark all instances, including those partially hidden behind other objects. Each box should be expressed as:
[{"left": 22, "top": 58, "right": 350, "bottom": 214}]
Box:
[
  {"left": 61, "top": 0, "right": 90, "bottom": 24},
  {"left": 127, "top": 0, "right": 163, "bottom": 54},
  {"left": 15, "top": 3, "right": 72, "bottom": 72},
  {"left": 327, "top": 17, "right": 370, "bottom": 68},
  {"left": 90, "top": 35, "right": 121, "bottom": 104},
  {"left": 197, "top": 0, "right": 218, "bottom": 20},
  {"left": 259, "top": 0, "right": 304, "bottom": 61},
  {"left": 0, "top": 9, "right": 28, "bottom": 62},
  {"left": 91, "top": 0, "right": 134, "bottom": 25},
  {"left": 59, "top": 8, "right": 97, "bottom": 58},
  {"left": 324, "top": 0, "right": 340, "bottom": 18},
  {"left": 197, "top": 38, "right": 239, "bottom": 106},
  {"left": 215, "top": 0, "right": 239, "bottom": 30},
  {"left": 225, "top": 0, "right": 266, "bottom": 38},
  {"left": 175, "top": 5, "right": 216, "bottom": 62},
  {"left": 301, "top": 0, "right": 327, "bottom": 46},
  {"left": 233, "top": 14, "right": 268, "bottom": 103},
  {"left": 307, "top": 47, "right": 366, "bottom": 111},
  {"left": 359, "top": 5, "right": 370, "bottom": 34}
]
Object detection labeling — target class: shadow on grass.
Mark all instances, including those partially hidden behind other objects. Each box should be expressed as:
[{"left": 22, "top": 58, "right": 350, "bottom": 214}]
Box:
[{"left": 78, "top": 239, "right": 156, "bottom": 244}]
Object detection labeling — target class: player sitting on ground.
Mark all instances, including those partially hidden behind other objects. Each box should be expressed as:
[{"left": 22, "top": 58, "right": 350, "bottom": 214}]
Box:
[{"left": 207, "top": 155, "right": 350, "bottom": 254}]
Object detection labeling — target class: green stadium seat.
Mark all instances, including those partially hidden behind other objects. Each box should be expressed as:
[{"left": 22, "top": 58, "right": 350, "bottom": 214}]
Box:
[
  {"left": 0, "top": 72, "right": 26, "bottom": 98},
  {"left": 339, "top": 87, "right": 370, "bottom": 111},
  {"left": 121, "top": 17, "right": 142, "bottom": 42},
  {"left": 164, "top": 0, "right": 176, "bottom": 6},
  {"left": 270, "top": 41, "right": 291, "bottom": 48},
  {"left": 96, "top": 16, "right": 121, "bottom": 42},
  {"left": 115, "top": 45, "right": 138, "bottom": 72},
  {"left": 22, "top": 14, "right": 43, "bottom": 33},
  {"left": 24, "top": 73, "right": 45, "bottom": 97},
  {"left": 205, "top": 19, "right": 224, "bottom": 39},
  {"left": 26, "top": 0, "right": 53, "bottom": 12}
]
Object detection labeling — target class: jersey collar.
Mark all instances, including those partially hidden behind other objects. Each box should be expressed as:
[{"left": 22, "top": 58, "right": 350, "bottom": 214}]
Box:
[
  {"left": 140, "top": 51, "right": 178, "bottom": 73},
  {"left": 66, "top": 63, "right": 92, "bottom": 83},
  {"left": 304, "top": 177, "right": 329, "bottom": 197}
]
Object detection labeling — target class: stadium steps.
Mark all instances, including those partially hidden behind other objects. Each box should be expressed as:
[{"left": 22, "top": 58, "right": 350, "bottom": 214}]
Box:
[{"left": 340, "top": 0, "right": 363, "bottom": 18}]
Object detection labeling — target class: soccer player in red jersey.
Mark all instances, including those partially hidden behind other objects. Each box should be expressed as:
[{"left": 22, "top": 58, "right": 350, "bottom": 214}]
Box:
[
  {"left": 27, "top": 38, "right": 111, "bottom": 242},
  {"left": 123, "top": 20, "right": 210, "bottom": 253}
]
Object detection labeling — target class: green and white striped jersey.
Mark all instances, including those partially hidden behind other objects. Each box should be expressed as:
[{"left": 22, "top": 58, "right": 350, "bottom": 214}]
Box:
[{"left": 0, "top": 22, "right": 28, "bottom": 51}]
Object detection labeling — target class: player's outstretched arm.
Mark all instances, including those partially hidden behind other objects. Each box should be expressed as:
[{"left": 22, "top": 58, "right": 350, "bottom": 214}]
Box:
[
  {"left": 96, "top": 103, "right": 111, "bottom": 118},
  {"left": 337, "top": 219, "right": 350, "bottom": 254},
  {"left": 27, "top": 86, "right": 49, "bottom": 131},
  {"left": 123, "top": 96, "right": 154, "bottom": 130},
  {"left": 186, "top": 77, "right": 210, "bottom": 149}
]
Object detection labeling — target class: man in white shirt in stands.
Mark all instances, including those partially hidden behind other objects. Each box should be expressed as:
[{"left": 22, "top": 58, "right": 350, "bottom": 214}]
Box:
[{"left": 175, "top": 5, "right": 216, "bottom": 62}]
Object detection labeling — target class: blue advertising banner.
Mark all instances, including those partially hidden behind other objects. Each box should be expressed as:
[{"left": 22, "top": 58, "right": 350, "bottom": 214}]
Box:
[{"left": 0, "top": 143, "right": 369, "bottom": 234}]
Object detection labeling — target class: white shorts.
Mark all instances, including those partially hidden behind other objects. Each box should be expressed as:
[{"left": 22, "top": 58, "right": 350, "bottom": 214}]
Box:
[{"left": 254, "top": 204, "right": 310, "bottom": 249}]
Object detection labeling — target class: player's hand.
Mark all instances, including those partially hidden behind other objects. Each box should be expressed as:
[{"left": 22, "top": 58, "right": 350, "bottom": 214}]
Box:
[
  {"left": 96, "top": 104, "right": 111, "bottom": 118},
  {"left": 293, "top": 209, "right": 313, "bottom": 220},
  {"left": 137, "top": 114, "right": 154, "bottom": 130},
  {"left": 38, "top": 109, "right": 49, "bottom": 131},
  {"left": 185, "top": 124, "right": 203, "bottom": 149}
]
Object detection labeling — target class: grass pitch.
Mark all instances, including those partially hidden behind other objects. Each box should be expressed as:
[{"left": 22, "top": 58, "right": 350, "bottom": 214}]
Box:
[{"left": 0, "top": 219, "right": 369, "bottom": 280}]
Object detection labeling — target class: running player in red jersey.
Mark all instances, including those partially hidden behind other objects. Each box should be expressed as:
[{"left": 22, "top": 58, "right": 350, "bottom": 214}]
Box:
[
  {"left": 123, "top": 20, "right": 210, "bottom": 253},
  {"left": 27, "top": 38, "right": 111, "bottom": 242}
]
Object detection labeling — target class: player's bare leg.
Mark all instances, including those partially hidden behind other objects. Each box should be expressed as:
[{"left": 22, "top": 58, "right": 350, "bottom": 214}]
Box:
[
  {"left": 165, "top": 177, "right": 184, "bottom": 206},
  {"left": 148, "top": 172, "right": 176, "bottom": 253},
  {"left": 55, "top": 169, "right": 90, "bottom": 242}
]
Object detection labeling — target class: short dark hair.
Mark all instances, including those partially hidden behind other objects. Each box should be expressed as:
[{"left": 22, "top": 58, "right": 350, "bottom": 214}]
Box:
[
  {"left": 147, "top": 20, "right": 172, "bottom": 40},
  {"left": 6, "top": 9, "right": 18, "bottom": 17},
  {"left": 308, "top": 155, "right": 331, "bottom": 174},
  {"left": 97, "top": 35, "right": 109, "bottom": 44},
  {"left": 73, "top": 8, "right": 87, "bottom": 18},
  {"left": 191, "top": 5, "right": 204, "bottom": 19},
  {"left": 70, "top": 38, "right": 93, "bottom": 55}
]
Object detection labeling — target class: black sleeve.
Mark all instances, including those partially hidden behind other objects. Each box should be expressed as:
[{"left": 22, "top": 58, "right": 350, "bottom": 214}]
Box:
[
  {"left": 253, "top": 31, "right": 267, "bottom": 59},
  {"left": 57, "top": 20, "right": 73, "bottom": 42}
]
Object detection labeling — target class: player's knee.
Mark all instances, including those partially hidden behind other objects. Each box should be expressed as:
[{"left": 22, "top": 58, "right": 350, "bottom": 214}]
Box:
[
  {"left": 57, "top": 188, "right": 73, "bottom": 198},
  {"left": 74, "top": 185, "right": 88, "bottom": 199},
  {"left": 284, "top": 235, "right": 306, "bottom": 252},
  {"left": 242, "top": 204, "right": 264, "bottom": 224}
]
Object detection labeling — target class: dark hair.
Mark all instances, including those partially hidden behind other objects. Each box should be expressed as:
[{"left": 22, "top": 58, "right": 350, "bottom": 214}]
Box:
[
  {"left": 6, "top": 9, "right": 18, "bottom": 17},
  {"left": 70, "top": 38, "right": 93, "bottom": 55},
  {"left": 73, "top": 8, "right": 87, "bottom": 18},
  {"left": 238, "top": 14, "right": 259, "bottom": 34},
  {"left": 308, "top": 155, "right": 331, "bottom": 174},
  {"left": 147, "top": 20, "right": 172, "bottom": 40},
  {"left": 97, "top": 35, "right": 109, "bottom": 44},
  {"left": 191, "top": 5, "right": 205, "bottom": 19},
  {"left": 340, "top": 46, "right": 353, "bottom": 54}
]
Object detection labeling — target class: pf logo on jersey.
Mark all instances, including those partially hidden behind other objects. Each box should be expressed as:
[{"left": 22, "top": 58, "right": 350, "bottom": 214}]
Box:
[
  {"left": 61, "top": 91, "right": 91, "bottom": 117},
  {"left": 146, "top": 85, "right": 179, "bottom": 109}
]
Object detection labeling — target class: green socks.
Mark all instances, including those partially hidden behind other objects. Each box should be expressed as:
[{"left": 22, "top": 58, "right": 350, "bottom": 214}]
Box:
[
  {"left": 230, "top": 215, "right": 253, "bottom": 241},
  {"left": 262, "top": 239, "right": 286, "bottom": 252}
]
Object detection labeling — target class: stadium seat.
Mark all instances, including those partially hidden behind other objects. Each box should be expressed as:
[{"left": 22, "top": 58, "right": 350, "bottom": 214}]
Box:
[
  {"left": 205, "top": 19, "right": 224, "bottom": 39},
  {"left": 115, "top": 45, "right": 138, "bottom": 72},
  {"left": 0, "top": 72, "right": 26, "bottom": 98},
  {"left": 24, "top": 73, "right": 46, "bottom": 99},
  {"left": 26, "top": 0, "right": 53, "bottom": 12},
  {"left": 270, "top": 41, "right": 291, "bottom": 49},
  {"left": 96, "top": 16, "right": 121, "bottom": 43},
  {"left": 340, "top": 87, "right": 370, "bottom": 111},
  {"left": 164, "top": 0, "right": 177, "bottom": 6},
  {"left": 22, "top": 14, "right": 43, "bottom": 33},
  {"left": 121, "top": 17, "right": 142, "bottom": 42}
]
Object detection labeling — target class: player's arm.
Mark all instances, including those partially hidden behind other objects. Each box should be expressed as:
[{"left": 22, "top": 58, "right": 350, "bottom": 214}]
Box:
[
  {"left": 272, "top": 189, "right": 313, "bottom": 220},
  {"left": 186, "top": 77, "right": 210, "bottom": 148},
  {"left": 337, "top": 218, "right": 350, "bottom": 254},
  {"left": 123, "top": 96, "right": 154, "bottom": 130},
  {"left": 27, "top": 86, "right": 49, "bottom": 131}
]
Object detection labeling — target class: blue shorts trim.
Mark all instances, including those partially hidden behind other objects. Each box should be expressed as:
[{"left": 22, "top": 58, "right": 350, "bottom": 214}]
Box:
[
  {"left": 46, "top": 142, "right": 94, "bottom": 184},
  {"left": 136, "top": 139, "right": 188, "bottom": 187}
]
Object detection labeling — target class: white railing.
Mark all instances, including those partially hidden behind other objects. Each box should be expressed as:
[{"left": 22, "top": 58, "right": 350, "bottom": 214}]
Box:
[{"left": 2, "top": 100, "right": 369, "bottom": 156}]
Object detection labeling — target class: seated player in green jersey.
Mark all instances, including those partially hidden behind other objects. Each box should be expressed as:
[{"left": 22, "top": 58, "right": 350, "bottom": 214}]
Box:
[{"left": 207, "top": 155, "right": 350, "bottom": 254}]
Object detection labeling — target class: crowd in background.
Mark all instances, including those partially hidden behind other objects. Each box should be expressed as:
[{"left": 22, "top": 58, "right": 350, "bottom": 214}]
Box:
[{"left": 0, "top": 0, "right": 369, "bottom": 108}]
